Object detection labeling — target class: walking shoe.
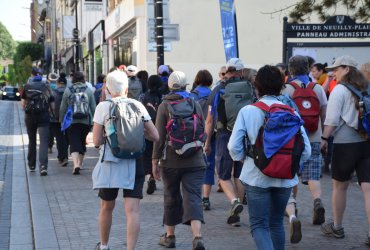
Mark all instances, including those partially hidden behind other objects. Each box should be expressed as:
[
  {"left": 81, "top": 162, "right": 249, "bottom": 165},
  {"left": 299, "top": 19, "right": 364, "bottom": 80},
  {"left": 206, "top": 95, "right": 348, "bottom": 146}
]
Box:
[
  {"left": 72, "top": 166, "right": 80, "bottom": 175},
  {"left": 28, "top": 165, "right": 36, "bottom": 172},
  {"left": 227, "top": 199, "right": 243, "bottom": 225},
  {"left": 242, "top": 193, "right": 247, "bottom": 205},
  {"left": 95, "top": 242, "right": 109, "bottom": 250},
  {"left": 313, "top": 198, "right": 325, "bottom": 225},
  {"left": 146, "top": 177, "right": 156, "bottom": 195},
  {"left": 202, "top": 198, "right": 211, "bottom": 211},
  {"left": 230, "top": 215, "right": 241, "bottom": 227},
  {"left": 290, "top": 217, "right": 302, "bottom": 244},
  {"left": 192, "top": 236, "right": 205, "bottom": 250},
  {"left": 61, "top": 158, "right": 68, "bottom": 167},
  {"left": 365, "top": 236, "right": 370, "bottom": 246},
  {"left": 321, "top": 222, "right": 345, "bottom": 238},
  {"left": 159, "top": 233, "right": 176, "bottom": 248},
  {"left": 40, "top": 166, "right": 48, "bottom": 176}
]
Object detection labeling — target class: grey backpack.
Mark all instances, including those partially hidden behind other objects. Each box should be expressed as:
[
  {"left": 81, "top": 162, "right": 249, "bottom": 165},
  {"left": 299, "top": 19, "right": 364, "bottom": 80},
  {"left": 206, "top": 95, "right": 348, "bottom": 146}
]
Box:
[
  {"left": 69, "top": 86, "right": 90, "bottom": 119},
  {"left": 102, "top": 98, "right": 145, "bottom": 161},
  {"left": 127, "top": 77, "right": 143, "bottom": 100},
  {"left": 222, "top": 80, "right": 254, "bottom": 130}
]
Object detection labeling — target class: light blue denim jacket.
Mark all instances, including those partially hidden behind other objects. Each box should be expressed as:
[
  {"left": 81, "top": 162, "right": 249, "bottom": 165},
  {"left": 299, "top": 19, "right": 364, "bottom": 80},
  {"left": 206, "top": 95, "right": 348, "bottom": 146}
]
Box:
[{"left": 227, "top": 96, "right": 311, "bottom": 188}]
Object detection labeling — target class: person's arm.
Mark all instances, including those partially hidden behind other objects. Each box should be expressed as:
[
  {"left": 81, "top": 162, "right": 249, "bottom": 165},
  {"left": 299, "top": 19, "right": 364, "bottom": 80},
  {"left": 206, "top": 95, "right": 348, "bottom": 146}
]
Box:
[
  {"left": 93, "top": 122, "right": 104, "bottom": 147},
  {"left": 21, "top": 86, "right": 27, "bottom": 109},
  {"left": 204, "top": 106, "right": 215, "bottom": 155},
  {"left": 227, "top": 110, "right": 247, "bottom": 161},
  {"left": 152, "top": 103, "right": 167, "bottom": 181},
  {"left": 144, "top": 120, "right": 159, "bottom": 142},
  {"left": 59, "top": 89, "right": 69, "bottom": 122},
  {"left": 320, "top": 125, "right": 336, "bottom": 155},
  {"left": 89, "top": 90, "right": 97, "bottom": 116}
]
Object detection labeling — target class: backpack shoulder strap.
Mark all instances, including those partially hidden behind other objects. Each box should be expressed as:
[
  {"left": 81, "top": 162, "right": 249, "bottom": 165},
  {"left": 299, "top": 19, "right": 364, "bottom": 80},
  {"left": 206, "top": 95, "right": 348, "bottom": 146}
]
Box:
[
  {"left": 289, "top": 81, "right": 302, "bottom": 89},
  {"left": 251, "top": 101, "right": 270, "bottom": 112},
  {"left": 341, "top": 83, "right": 363, "bottom": 99},
  {"left": 307, "top": 82, "right": 316, "bottom": 90}
]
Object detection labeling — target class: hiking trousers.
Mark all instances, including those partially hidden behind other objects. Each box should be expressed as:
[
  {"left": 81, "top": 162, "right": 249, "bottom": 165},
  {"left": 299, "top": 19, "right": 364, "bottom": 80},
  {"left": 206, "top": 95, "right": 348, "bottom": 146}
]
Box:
[
  {"left": 25, "top": 118, "right": 49, "bottom": 168},
  {"left": 50, "top": 122, "right": 69, "bottom": 161}
]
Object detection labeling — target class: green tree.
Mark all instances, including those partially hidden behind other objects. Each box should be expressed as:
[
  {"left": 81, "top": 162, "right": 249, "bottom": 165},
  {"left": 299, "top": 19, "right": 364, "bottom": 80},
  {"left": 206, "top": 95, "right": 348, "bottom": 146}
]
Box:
[
  {"left": 7, "top": 64, "right": 17, "bottom": 86},
  {"left": 13, "top": 42, "right": 43, "bottom": 65},
  {"left": 0, "top": 22, "right": 16, "bottom": 60},
  {"left": 264, "top": 0, "right": 370, "bottom": 23},
  {"left": 289, "top": 0, "right": 370, "bottom": 23},
  {"left": 16, "top": 56, "right": 33, "bottom": 86}
]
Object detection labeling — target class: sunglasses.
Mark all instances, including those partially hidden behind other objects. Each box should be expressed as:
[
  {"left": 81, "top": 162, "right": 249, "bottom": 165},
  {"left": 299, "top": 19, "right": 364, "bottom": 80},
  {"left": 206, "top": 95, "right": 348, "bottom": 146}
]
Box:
[{"left": 220, "top": 72, "right": 226, "bottom": 76}]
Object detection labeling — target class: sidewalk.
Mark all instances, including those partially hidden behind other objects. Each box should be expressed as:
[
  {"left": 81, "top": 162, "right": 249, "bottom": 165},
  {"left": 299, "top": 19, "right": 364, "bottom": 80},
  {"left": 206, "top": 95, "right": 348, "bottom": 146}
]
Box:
[{"left": 11, "top": 102, "right": 370, "bottom": 250}]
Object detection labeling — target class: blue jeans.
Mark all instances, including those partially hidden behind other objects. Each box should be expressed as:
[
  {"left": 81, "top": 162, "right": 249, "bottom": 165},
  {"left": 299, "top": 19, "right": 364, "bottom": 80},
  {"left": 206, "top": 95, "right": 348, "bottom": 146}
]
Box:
[{"left": 244, "top": 184, "right": 292, "bottom": 250}]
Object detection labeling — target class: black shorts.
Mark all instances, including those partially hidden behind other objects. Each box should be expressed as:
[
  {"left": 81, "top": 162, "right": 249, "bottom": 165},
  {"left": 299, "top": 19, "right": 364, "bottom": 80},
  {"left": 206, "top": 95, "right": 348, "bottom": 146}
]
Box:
[
  {"left": 331, "top": 141, "right": 370, "bottom": 184},
  {"left": 98, "top": 158, "right": 145, "bottom": 201},
  {"left": 67, "top": 123, "right": 91, "bottom": 154}
]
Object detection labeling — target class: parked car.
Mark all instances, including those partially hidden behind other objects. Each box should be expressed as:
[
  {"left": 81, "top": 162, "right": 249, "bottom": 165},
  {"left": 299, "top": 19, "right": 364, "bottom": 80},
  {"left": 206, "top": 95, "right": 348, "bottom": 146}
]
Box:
[{"left": 2, "top": 86, "right": 21, "bottom": 101}]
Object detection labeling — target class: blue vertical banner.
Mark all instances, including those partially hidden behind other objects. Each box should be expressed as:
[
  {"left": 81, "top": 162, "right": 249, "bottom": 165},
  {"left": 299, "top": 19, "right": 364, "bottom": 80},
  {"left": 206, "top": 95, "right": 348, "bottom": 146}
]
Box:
[{"left": 219, "top": 0, "right": 238, "bottom": 62}]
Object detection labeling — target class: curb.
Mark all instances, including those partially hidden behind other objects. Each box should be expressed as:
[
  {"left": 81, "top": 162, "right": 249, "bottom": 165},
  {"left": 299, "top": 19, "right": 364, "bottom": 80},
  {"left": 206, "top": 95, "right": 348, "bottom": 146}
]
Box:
[{"left": 12, "top": 103, "right": 59, "bottom": 249}]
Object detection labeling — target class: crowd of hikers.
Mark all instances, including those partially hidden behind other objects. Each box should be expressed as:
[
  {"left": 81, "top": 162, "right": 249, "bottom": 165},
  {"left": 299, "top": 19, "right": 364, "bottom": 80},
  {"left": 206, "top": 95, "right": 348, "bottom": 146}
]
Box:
[{"left": 20, "top": 55, "right": 370, "bottom": 250}]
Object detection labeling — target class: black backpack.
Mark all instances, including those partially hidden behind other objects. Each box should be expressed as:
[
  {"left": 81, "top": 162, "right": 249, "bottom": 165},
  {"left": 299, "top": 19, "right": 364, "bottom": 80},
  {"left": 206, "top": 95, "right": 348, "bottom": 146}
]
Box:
[
  {"left": 141, "top": 91, "right": 161, "bottom": 122},
  {"left": 25, "top": 83, "right": 49, "bottom": 115}
]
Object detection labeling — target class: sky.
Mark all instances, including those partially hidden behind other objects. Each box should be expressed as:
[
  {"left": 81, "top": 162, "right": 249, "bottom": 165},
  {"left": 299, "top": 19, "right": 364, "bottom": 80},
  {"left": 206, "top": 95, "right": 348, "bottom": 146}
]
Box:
[{"left": 0, "top": 0, "right": 32, "bottom": 41}]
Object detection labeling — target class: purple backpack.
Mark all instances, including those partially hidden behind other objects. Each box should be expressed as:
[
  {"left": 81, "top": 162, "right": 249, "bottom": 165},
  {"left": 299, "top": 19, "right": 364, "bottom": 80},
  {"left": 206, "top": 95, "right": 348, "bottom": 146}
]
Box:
[{"left": 165, "top": 98, "right": 207, "bottom": 158}]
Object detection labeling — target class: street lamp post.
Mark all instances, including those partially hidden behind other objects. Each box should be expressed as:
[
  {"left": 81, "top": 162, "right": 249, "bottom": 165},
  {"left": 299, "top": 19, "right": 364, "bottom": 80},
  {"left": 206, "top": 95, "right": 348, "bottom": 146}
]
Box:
[{"left": 155, "top": 0, "right": 164, "bottom": 69}]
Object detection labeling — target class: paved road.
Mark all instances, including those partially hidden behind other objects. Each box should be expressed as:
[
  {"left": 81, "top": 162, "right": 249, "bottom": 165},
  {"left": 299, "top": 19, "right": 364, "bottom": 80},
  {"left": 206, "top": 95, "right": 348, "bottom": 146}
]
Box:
[{"left": 1, "top": 101, "right": 369, "bottom": 249}]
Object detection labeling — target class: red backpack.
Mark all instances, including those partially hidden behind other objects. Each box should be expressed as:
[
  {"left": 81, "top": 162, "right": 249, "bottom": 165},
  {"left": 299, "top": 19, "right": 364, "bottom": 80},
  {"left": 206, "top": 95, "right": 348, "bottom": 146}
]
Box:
[
  {"left": 289, "top": 81, "right": 320, "bottom": 133},
  {"left": 247, "top": 102, "right": 305, "bottom": 179}
]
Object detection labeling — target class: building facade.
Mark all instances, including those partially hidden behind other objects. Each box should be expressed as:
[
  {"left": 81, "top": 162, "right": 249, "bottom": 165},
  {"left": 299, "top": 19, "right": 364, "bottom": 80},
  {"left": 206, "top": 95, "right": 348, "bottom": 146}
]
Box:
[{"left": 46, "top": 0, "right": 370, "bottom": 84}]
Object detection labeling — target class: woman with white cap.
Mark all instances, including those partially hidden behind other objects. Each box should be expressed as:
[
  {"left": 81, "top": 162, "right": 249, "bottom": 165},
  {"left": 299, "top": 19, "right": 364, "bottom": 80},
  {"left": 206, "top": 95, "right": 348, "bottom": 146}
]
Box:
[
  {"left": 321, "top": 56, "right": 370, "bottom": 245},
  {"left": 152, "top": 71, "right": 206, "bottom": 250}
]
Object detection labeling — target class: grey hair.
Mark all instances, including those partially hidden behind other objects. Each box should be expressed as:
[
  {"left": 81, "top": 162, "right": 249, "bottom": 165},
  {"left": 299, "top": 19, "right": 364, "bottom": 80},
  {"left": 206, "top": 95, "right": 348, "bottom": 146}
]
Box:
[
  {"left": 106, "top": 70, "right": 128, "bottom": 96},
  {"left": 288, "top": 55, "right": 309, "bottom": 76}
]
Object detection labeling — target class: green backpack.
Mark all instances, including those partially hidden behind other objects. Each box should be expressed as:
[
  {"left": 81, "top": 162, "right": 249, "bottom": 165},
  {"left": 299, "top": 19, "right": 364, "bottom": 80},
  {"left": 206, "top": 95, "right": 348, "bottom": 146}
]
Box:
[{"left": 222, "top": 80, "right": 254, "bottom": 131}]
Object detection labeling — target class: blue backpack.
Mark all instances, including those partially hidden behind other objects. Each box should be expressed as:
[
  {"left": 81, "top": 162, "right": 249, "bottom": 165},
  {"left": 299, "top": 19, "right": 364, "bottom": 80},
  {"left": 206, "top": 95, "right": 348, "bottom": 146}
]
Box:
[{"left": 342, "top": 84, "right": 370, "bottom": 140}]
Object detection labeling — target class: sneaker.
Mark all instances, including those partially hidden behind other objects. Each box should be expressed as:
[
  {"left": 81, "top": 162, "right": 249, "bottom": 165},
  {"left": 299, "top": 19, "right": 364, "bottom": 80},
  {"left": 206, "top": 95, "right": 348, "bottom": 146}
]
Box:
[
  {"left": 72, "top": 166, "right": 80, "bottom": 175},
  {"left": 290, "top": 217, "right": 302, "bottom": 244},
  {"left": 192, "top": 236, "right": 205, "bottom": 250},
  {"left": 227, "top": 199, "right": 243, "bottom": 225},
  {"left": 147, "top": 177, "right": 156, "bottom": 195},
  {"left": 95, "top": 242, "right": 109, "bottom": 250},
  {"left": 28, "top": 165, "right": 36, "bottom": 172},
  {"left": 321, "top": 222, "right": 345, "bottom": 238},
  {"left": 159, "top": 233, "right": 176, "bottom": 248},
  {"left": 230, "top": 215, "right": 241, "bottom": 227},
  {"left": 202, "top": 198, "right": 211, "bottom": 211},
  {"left": 365, "top": 236, "right": 370, "bottom": 246},
  {"left": 61, "top": 158, "right": 68, "bottom": 167},
  {"left": 313, "top": 198, "right": 325, "bottom": 225},
  {"left": 242, "top": 194, "right": 247, "bottom": 205},
  {"left": 40, "top": 166, "right": 48, "bottom": 176}
]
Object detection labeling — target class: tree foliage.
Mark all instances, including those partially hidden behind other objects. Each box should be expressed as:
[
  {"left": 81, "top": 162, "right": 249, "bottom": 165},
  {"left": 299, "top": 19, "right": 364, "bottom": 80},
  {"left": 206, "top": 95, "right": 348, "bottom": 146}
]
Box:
[
  {"left": 13, "top": 42, "right": 43, "bottom": 65},
  {"left": 0, "top": 22, "right": 15, "bottom": 60},
  {"left": 288, "top": 0, "right": 370, "bottom": 23},
  {"left": 15, "top": 56, "right": 33, "bottom": 86}
]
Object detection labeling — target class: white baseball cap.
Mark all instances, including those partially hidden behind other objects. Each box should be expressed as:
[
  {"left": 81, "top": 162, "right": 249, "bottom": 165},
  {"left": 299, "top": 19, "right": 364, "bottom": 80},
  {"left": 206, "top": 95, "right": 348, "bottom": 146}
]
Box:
[
  {"left": 168, "top": 71, "right": 188, "bottom": 90},
  {"left": 326, "top": 56, "right": 358, "bottom": 70}
]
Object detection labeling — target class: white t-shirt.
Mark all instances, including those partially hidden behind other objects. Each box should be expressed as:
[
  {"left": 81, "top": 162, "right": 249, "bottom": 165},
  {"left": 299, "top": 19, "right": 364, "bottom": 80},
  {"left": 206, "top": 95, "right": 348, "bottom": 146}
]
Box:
[
  {"left": 324, "top": 84, "right": 365, "bottom": 143},
  {"left": 92, "top": 97, "right": 151, "bottom": 190}
]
